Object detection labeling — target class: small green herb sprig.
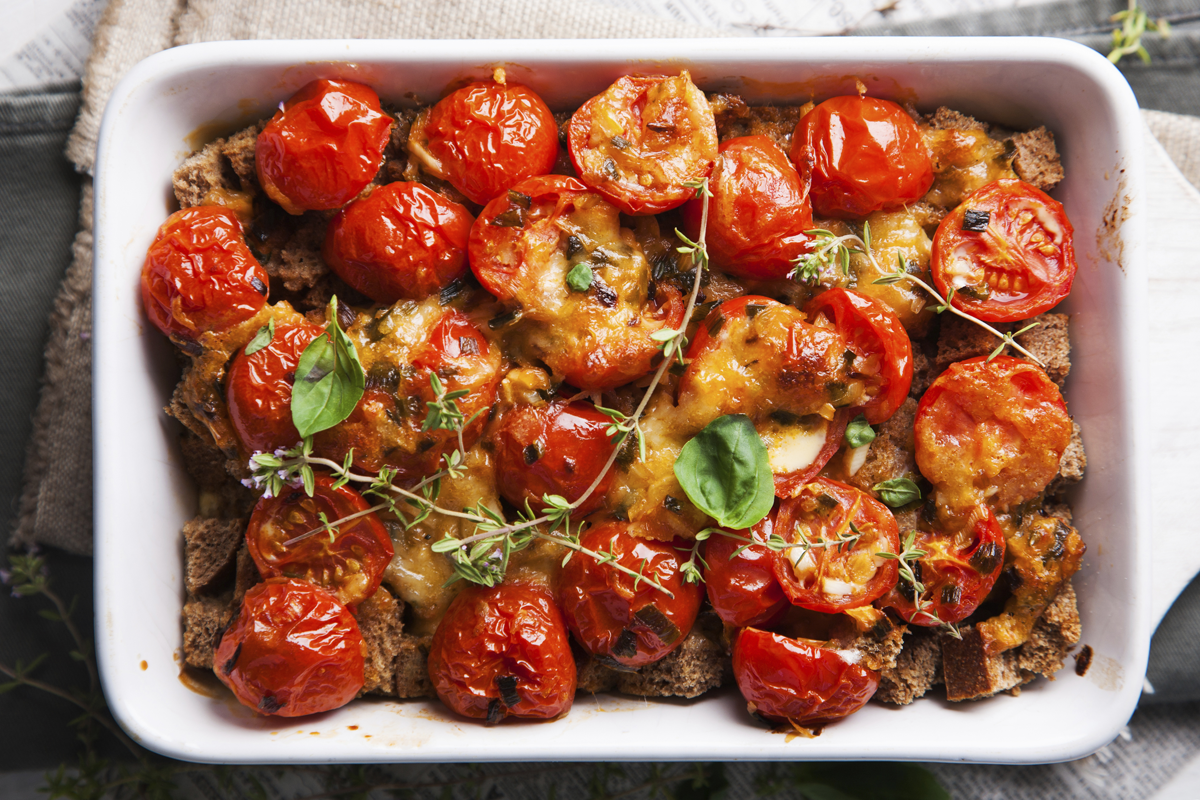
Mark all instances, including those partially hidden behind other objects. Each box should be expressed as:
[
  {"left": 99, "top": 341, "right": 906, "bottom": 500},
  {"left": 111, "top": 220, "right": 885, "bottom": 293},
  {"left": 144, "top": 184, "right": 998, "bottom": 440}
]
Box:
[{"left": 1109, "top": 0, "right": 1171, "bottom": 64}]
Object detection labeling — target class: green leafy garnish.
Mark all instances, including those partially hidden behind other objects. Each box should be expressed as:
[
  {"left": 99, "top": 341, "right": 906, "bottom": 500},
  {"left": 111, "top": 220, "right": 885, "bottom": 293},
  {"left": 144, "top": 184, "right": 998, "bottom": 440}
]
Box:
[
  {"left": 844, "top": 414, "right": 875, "bottom": 448},
  {"left": 291, "top": 296, "right": 365, "bottom": 438},
  {"left": 244, "top": 317, "right": 275, "bottom": 356},
  {"left": 674, "top": 414, "right": 774, "bottom": 530},
  {"left": 872, "top": 477, "right": 922, "bottom": 508},
  {"left": 567, "top": 263, "right": 594, "bottom": 293}
]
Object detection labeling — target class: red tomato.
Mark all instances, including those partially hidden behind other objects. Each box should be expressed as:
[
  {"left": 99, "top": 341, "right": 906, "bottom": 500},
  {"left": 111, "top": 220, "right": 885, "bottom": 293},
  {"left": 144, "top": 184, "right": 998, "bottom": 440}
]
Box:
[
  {"left": 703, "top": 512, "right": 789, "bottom": 629},
  {"left": 732, "top": 628, "right": 879, "bottom": 727},
  {"left": 771, "top": 478, "right": 899, "bottom": 614},
  {"left": 931, "top": 179, "right": 1077, "bottom": 322},
  {"left": 567, "top": 73, "right": 718, "bottom": 215},
  {"left": 876, "top": 504, "right": 1006, "bottom": 626},
  {"left": 141, "top": 206, "right": 269, "bottom": 340},
  {"left": 805, "top": 288, "right": 913, "bottom": 425},
  {"left": 226, "top": 321, "right": 323, "bottom": 454},
  {"left": 680, "top": 135, "right": 814, "bottom": 280},
  {"left": 414, "top": 82, "right": 558, "bottom": 205},
  {"left": 558, "top": 522, "right": 703, "bottom": 669},
  {"left": 491, "top": 399, "right": 616, "bottom": 516},
  {"left": 246, "top": 475, "right": 394, "bottom": 609},
  {"left": 323, "top": 182, "right": 474, "bottom": 303},
  {"left": 790, "top": 95, "right": 933, "bottom": 219},
  {"left": 915, "top": 355, "right": 1071, "bottom": 520},
  {"left": 256, "top": 79, "right": 393, "bottom": 214},
  {"left": 428, "top": 582, "right": 576, "bottom": 723},
  {"left": 214, "top": 578, "right": 364, "bottom": 717}
]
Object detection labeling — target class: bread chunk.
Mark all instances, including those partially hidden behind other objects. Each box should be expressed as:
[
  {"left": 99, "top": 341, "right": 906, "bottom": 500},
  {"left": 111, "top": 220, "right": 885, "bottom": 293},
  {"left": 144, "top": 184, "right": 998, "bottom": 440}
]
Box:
[
  {"left": 1011, "top": 127, "right": 1064, "bottom": 192},
  {"left": 934, "top": 314, "right": 1000, "bottom": 375},
  {"left": 394, "top": 634, "right": 434, "bottom": 698},
  {"left": 183, "top": 517, "right": 246, "bottom": 596},
  {"left": 172, "top": 121, "right": 264, "bottom": 208},
  {"left": 575, "top": 654, "right": 621, "bottom": 694},
  {"left": 1047, "top": 421, "right": 1086, "bottom": 497},
  {"left": 355, "top": 588, "right": 407, "bottom": 696},
  {"left": 710, "top": 95, "right": 803, "bottom": 152},
  {"left": 922, "top": 107, "right": 987, "bottom": 132},
  {"left": 615, "top": 613, "right": 732, "bottom": 699},
  {"left": 843, "top": 397, "right": 918, "bottom": 497},
  {"left": 1015, "top": 313, "right": 1071, "bottom": 387},
  {"left": 182, "top": 593, "right": 233, "bottom": 669},
  {"left": 178, "top": 429, "right": 230, "bottom": 490},
  {"left": 876, "top": 630, "right": 942, "bottom": 705}
]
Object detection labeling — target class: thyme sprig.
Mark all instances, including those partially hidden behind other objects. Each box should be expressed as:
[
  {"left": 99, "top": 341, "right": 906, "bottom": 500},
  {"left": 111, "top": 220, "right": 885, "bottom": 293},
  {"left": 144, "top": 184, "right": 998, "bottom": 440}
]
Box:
[
  {"left": 877, "top": 531, "right": 962, "bottom": 639},
  {"left": 789, "top": 227, "right": 863, "bottom": 285},
  {"left": 1109, "top": 0, "right": 1171, "bottom": 64}
]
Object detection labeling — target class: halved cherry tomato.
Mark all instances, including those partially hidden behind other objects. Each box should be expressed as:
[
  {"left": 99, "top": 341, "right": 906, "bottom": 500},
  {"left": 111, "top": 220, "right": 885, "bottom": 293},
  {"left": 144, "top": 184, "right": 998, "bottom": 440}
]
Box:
[
  {"left": 428, "top": 582, "right": 576, "bottom": 723},
  {"left": 567, "top": 72, "right": 718, "bottom": 215},
  {"left": 876, "top": 503, "right": 1005, "bottom": 626},
  {"left": 141, "top": 206, "right": 269, "bottom": 340},
  {"left": 255, "top": 79, "right": 393, "bottom": 214},
  {"left": 931, "top": 179, "right": 1077, "bottom": 322},
  {"left": 491, "top": 399, "right": 616, "bottom": 516},
  {"left": 915, "top": 355, "right": 1071, "bottom": 521},
  {"left": 732, "top": 628, "right": 879, "bottom": 727},
  {"left": 323, "top": 182, "right": 474, "bottom": 303},
  {"left": 703, "top": 511, "right": 789, "bottom": 629},
  {"left": 772, "top": 478, "right": 900, "bottom": 614},
  {"left": 805, "top": 288, "right": 913, "bottom": 425},
  {"left": 558, "top": 522, "right": 702, "bottom": 669},
  {"left": 411, "top": 81, "right": 558, "bottom": 206},
  {"left": 226, "top": 321, "right": 323, "bottom": 454},
  {"left": 790, "top": 95, "right": 933, "bottom": 219},
  {"left": 214, "top": 578, "right": 364, "bottom": 717},
  {"left": 246, "top": 475, "right": 394, "bottom": 609},
  {"left": 680, "top": 135, "right": 813, "bottom": 280}
]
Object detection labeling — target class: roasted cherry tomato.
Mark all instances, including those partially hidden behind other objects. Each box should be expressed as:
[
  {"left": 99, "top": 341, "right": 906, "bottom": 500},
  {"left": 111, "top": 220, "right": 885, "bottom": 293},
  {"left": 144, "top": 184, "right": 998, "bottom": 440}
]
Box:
[
  {"left": 559, "top": 522, "right": 703, "bottom": 669},
  {"left": 428, "top": 582, "right": 576, "bottom": 723},
  {"left": 323, "top": 182, "right": 474, "bottom": 303},
  {"left": 141, "top": 206, "right": 269, "bottom": 340},
  {"left": 771, "top": 478, "right": 899, "bottom": 614},
  {"left": 680, "top": 135, "right": 813, "bottom": 280},
  {"left": 226, "top": 321, "right": 323, "bottom": 454},
  {"left": 732, "top": 628, "right": 879, "bottom": 727},
  {"left": 491, "top": 399, "right": 616, "bottom": 516},
  {"left": 804, "top": 288, "right": 913, "bottom": 425},
  {"left": 703, "top": 511, "right": 789, "bottom": 629},
  {"left": 931, "top": 179, "right": 1077, "bottom": 322},
  {"left": 915, "top": 355, "right": 1071, "bottom": 522},
  {"left": 469, "top": 175, "right": 685, "bottom": 390},
  {"left": 214, "top": 578, "right": 364, "bottom": 717},
  {"left": 411, "top": 81, "right": 558, "bottom": 206},
  {"left": 567, "top": 72, "right": 718, "bottom": 215},
  {"left": 246, "top": 475, "right": 394, "bottom": 608},
  {"left": 790, "top": 95, "right": 933, "bottom": 219},
  {"left": 877, "top": 503, "right": 1006, "bottom": 626}
]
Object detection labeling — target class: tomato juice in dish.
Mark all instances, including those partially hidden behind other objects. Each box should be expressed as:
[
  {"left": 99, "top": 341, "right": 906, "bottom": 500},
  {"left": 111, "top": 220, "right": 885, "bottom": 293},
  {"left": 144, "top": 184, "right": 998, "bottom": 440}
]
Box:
[{"left": 157, "top": 72, "right": 1086, "bottom": 729}]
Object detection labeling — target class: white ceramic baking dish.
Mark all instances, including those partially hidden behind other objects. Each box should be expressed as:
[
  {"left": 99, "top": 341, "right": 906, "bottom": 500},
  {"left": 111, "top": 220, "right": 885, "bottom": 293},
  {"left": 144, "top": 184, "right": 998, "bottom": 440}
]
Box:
[{"left": 93, "top": 37, "right": 1149, "bottom": 765}]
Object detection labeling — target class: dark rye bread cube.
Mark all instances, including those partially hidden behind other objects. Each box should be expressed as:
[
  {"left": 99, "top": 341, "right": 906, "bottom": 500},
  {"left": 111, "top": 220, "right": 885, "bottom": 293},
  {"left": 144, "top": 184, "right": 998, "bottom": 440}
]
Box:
[
  {"left": 355, "top": 587, "right": 407, "bottom": 697},
  {"left": 934, "top": 312, "right": 1071, "bottom": 388},
  {"left": 844, "top": 396, "right": 918, "bottom": 497},
  {"left": 1011, "top": 127, "right": 1064, "bottom": 192},
  {"left": 394, "top": 634, "right": 434, "bottom": 699},
  {"left": 173, "top": 121, "right": 265, "bottom": 208},
  {"left": 182, "top": 593, "right": 233, "bottom": 670},
  {"left": 183, "top": 517, "right": 246, "bottom": 596},
  {"left": 615, "top": 613, "right": 732, "bottom": 699},
  {"left": 875, "top": 630, "right": 943, "bottom": 706}
]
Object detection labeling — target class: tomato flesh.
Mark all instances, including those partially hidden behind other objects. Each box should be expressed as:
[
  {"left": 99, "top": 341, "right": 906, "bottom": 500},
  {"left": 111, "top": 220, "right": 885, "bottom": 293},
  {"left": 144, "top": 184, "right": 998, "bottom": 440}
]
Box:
[
  {"left": 703, "top": 512, "right": 789, "bottom": 629},
  {"left": 226, "top": 321, "right": 324, "bottom": 454}
]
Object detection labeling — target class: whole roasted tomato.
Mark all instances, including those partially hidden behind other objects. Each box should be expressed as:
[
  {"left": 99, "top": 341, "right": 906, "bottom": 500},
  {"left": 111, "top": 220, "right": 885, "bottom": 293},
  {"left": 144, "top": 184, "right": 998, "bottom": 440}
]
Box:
[
  {"left": 567, "top": 72, "right": 718, "bottom": 215},
  {"left": 323, "top": 182, "right": 474, "bottom": 303},
  {"left": 141, "top": 206, "right": 269, "bottom": 340},
  {"left": 256, "top": 79, "right": 393, "bottom": 214},
  {"left": 931, "top": 179, "right": 1077, "bottom": 322},
  {"left": 226, "top": 321, "right": 323, "bottom": 454},
  {"left": 703, "top": 512, "right": 789, "bottom": 629},
  {"left": 877, "top": 504, "right": 1006, "bottom": 626},
  {"left": 680, "top": 135, "right": 813, "bottom": 280},
  {"left": 214, "top": 578, "right": 364, "bottom": 717},
  {"left": 559, "top": 522, "right": 702, "bottom": 669},
  {"left": 771, "top": 478, "right": 899, "bottom": 614},
  {"left": 791, "top": 95, "right": 933, "bottom": 219},
  {"left": 412, "top": 81, "right": 558, "bottom": 205},
  {"left": 491, "top": 399, "right": 616, "bottom": 516},
  {"left": 732, "top": 628, "right": 879, "bottom": 727},
  {"left": 915, "top": 355, "right": 1071, "bottom": 521},
  {"left": 246, "top": 475, "right": 394, "bottom": 609},
  {"left": 428, "top": 582, "right": 576, "bottom": 723},
  {"left": 804, "top": 288, "right": 913, "bottom": 425}
]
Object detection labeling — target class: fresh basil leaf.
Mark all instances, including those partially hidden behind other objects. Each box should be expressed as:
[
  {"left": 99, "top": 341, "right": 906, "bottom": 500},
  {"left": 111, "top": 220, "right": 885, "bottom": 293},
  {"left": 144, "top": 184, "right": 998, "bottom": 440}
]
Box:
[
  {"left": 291, "top": 297, "right": 365, "bottom": 438},
  {"left": 844, "top": 414, "right": 875, "bottom": 448},
  {"left": 674, "top": 414, "right": 773, "bottom": 530},
  {"left": 872, "top": 477, "right": 922, "bottom": 508},
  {"left": 567, "top": 263, "right": 594, "bottom": 293},
  {"left": 244, "top": 317, "right": 275, "bottom": 356}
]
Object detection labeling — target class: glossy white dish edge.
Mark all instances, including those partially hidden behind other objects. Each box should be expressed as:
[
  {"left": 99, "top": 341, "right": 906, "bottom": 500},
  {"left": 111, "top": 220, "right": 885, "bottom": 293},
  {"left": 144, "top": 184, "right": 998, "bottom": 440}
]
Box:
[{"left": 93, "top": 37, "right": 1148, "bottom": 765}]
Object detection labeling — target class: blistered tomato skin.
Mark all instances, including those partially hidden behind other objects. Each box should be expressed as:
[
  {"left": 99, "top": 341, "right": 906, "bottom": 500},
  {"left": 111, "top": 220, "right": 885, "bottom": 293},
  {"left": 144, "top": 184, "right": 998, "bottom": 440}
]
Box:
[
  {"left": 791, "top": 95, "right": 933, "bottom": 219},
  {"left": 703, "top": 512, "right": 789, "bottom": 629},
  {"left": 428, "top": 583, "right": 576, "bottom": 723},
  {"left": 214, "top": 578, "right": 365, "bottom": 718},
  {"left": 732, "top": 628, "right": 879, "bottom": 727},
  {"left": 226, "top": 321, "right": 323, "bottom": 454},
  {"left": 680, "top": 136, "right": 813, "bottom": 280},
  {"left": 559, "top": 523, "right": 703, "bottom": 669},
  {"left": 932, "top": 179, "right": 1077, "bottom": 323},
  {"left": 323, "top": 182, "right": 474, "bottom": 303},
  {"left": 256, "top": 79, "right": 393, "bottom": 214},
  {"left": 141, "top": 206, "right": 270, "bottom": 340},
  {"left": 567, "top": 72, "right": 718, "bottom": 215},
  {"left": 416, "top": 82, "right": 558, "bottom": 206}
]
